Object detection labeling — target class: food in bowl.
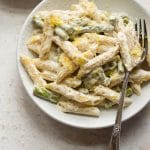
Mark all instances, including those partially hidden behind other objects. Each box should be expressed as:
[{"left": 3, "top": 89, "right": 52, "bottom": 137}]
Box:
[{"left": 20, "top": 0, "right": 150, "bottom": 117}]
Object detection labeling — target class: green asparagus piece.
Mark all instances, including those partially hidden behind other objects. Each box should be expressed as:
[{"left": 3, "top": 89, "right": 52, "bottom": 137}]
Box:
[
  {"left": 60, "top": 24, "right": 114, "bottom": 40},
  {"left": 126, "top": 87, "right": 133, "bottom": 97},
  {"left": 33, "top": 15, "right": 44, "bottom": 28},
  {"left": 79, "top": 24, "right": 114, "bottom": 34},
  {"left": 122, "top": 16, "right": 129, "bottom": 25},
  {"left": 33, "top": 86, "right": 60, "bottom": 103},
  {"left": 104, "top": 102, "right": 114, "bottom": 109}
]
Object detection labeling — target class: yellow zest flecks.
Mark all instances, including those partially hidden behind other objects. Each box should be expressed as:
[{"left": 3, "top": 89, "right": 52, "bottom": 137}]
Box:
[
  {"left": 48, "top": 15, "right": 63, "bottom": 27},
  {"left": 82, "top": 50, "right": 94, "bottom": 59},
  {"left": 130, "top": 43, "right": 142, "bottom": 58},
  {"left": 59, "top": 53, "right": 77, "bottom": 72},
  {"left": 75, "top": 57, "right": 87, "bottom": 65}
]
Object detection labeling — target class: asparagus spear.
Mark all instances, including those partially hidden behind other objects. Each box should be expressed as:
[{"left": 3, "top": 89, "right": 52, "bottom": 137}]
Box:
[
  {"left": 60, "top": 23, "right": 114, "bottom": 39},
  {"left": 33, "top": 86, "right": 60, "bottom": 103}
]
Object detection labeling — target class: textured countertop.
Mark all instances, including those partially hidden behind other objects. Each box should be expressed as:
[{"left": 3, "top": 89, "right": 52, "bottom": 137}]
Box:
[{"left": 0, "top": 0, "right": 150, "bottom": 150}]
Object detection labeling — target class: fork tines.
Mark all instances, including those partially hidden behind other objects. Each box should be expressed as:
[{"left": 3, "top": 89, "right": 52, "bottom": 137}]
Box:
[{"left": 135, "top": 19, "right": 148, "bottom": 62}]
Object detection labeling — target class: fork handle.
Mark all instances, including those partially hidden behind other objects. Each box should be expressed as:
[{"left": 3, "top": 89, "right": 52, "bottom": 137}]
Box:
[{"left": 108, "top": 71, "right": 130, "bottom": 150}]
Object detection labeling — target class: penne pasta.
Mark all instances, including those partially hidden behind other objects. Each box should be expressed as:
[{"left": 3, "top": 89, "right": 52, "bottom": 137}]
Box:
[
  {"left": 118, "top": 31, "right": 132, "bottom": 71},
  {"left": 53, "top": 36, "right": 87, "bottom": 65},
  {"left": 33, "top": 58, "right": 61, "bottom": 73},
  {"left": 130, "top": 69, "right": 150, "bottom": 84},
  {"left": 57, "top": 100, "right": 100, "bottom": 117},
  {"left": 46, "top": 82, "right": 104, "bottom": 106},
  {"left": 40, "top": 70, "right": 57, "bottom": 81},
  {"left": 130, "top": 83, "right": 141, "bottom": 96},
  {"left": 94, "top": 85, "right": 132, "bottom": 106},
  {"left": 83, "top": 33, "right": 119, "bottom": 45},
  {"left": 20, "top": 56, "right": 46, "bottom": 86},
  {"left": 40, "top": 25, "right": 54, "bottom": 59},
  {"left": 26, "top": 34, "right": 43, "bottom": 55},
  {"left": 78, "top": 45, "right": 119, "bottom": 78}
]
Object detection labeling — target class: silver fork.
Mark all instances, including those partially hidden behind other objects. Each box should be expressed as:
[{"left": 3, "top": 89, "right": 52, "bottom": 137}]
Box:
[{"left": 108, "top": 19, "right": 148, "bottom": 150}]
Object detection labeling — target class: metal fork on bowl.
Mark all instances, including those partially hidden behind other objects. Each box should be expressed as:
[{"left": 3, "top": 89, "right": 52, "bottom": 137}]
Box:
[{"left": 108, "top": 19, "right": 148, "bottom": 150}]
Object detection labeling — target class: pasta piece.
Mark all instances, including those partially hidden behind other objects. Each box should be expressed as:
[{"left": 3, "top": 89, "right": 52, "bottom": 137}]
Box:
[
  {"left": 94, "top": 85, "right": 132, "bottom": 106},
  {"left": 130, "top": 83, "right": 141, "bottom": 96},
  {"left": 78, "top": 45, "right": 119, "bottom": 78},
  {"left": 20, "top": 56, "right": 46, "bottom": 86},
  {"left": 130, "top": 69, "right": 150, "bottom": 84},
  {"left": 40, "top": 70, "right": 57, "bottom": 81},
  {"left": 63, "top": 77, "right": 82, "bottom": 88},
  {"left": 53, "top": 36, "right": 87, "bottom": 65},
  {"left": 59, "top": 53, "right": 78, "bottom": 72},
  {"left": 57, "top": 52, "right": 78, "bottom": 82},
  {"left": 33, "top": 58, "right": 61, "bottom": 73},
  {"left": 110, "top": 69, "right": 150, "bottom": 87},
  {"left": 54, "top": 27, "right": 69, "bottom": 40},
  {"left": 73, "top": 36, "right": 91, "bottom": 52},
  {"left": 46, "top": 82, "right": 104, "bottom": 106},
  {"left": 79, "top": 0, "right": 97, "bottom": 17},
  {"left": 56, "top": 67, "right": 71, "bottom": 83},
  {"left": 40, "top": 24, "right": 54, "bottom": 59},
  {"left": 93, "top": 10, "right": 109, "bottom": 23},
  {"left": 118, "top": 31, "right": 132, "bottom": 71},
  {"left": 83, "top": 33, "right": 119, "bottom": 45},
  {"left": 27, "top": 34, "right": 43, "bottom": 55},
  {"left": 97, "top": 45, "right": 117, "bottom": 54},
  {"left": 40, "top": 70, "right": 81, "bottom": 88},
  {"left": 58, "top": 100, "right": 100, "bottom": 117}
]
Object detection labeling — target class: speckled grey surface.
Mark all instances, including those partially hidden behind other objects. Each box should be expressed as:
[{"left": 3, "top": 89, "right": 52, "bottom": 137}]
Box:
[{"left": 0, "top": 0, "right": 150, "bottom": 149}]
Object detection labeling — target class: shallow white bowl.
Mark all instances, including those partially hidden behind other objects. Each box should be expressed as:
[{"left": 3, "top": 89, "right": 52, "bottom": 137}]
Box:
[{"left": 17, "top": 0, "right": 150, "bottom": 129}]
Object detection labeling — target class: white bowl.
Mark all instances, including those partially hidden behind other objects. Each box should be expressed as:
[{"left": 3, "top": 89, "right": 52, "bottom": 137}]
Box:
[{"left": 17, "top": 0, "right": 150, "bottom": 129}]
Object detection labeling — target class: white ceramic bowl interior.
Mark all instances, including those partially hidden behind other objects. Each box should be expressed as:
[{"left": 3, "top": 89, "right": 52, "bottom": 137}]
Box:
[{"left": 17, "top": 0, "right": 150, "bottom": 129}]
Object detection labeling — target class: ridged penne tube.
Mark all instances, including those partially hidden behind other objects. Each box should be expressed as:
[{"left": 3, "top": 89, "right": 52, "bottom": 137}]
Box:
[
  {"left": 33, "top": 58, "right": 61, "bottom": 73},
  {"left": 57, "top": 100, "right": 100, "bottom": 117},
  {"left": 40, "top": 25, "right": 54, "bottom": 59},
  {"left": 40, "top": 70, "right": 57, "bottom": 81},
  {"left": 41, "top": 70, "right": 81, "bottom": 88},
  {"left": 118, "top": 32, "right": 132, "bottom": 71},
  {"left": 63, "top": 77, "right": 82, "bottom": 88},
  {"left": 27, "top": 34, "right": 43, "bottom": 55},
  {"left": 20, "top": 56, "right": 46, "bottom": 86},
  {"left": 57, "top": 53, "right": 78, "bottom": 83},
  {"left": 79, "top": 0, "right": 97, "bottom": 17},
  {"left": 97, "top": 45, "right": 117, "bottom": 54},
  {"left": 59, "top": 53, "right": 78, "bottom": 72},
  {"left": 78, "top": 45, "right": 119, "bottom": 78},
  {"left": 56, "top": 67, "right": 72, "bottom": 83},
  {"left": 130, "top": 69, "right": 150, "bottom": 84},
  {"left": 83, "top": 33, "right": 119, "bottom": 45},
  {"left": 130, "top": 83, "right": 141, "bottom": 96},
  {"left": 53, "top": 36, "right": 87, "bottom": 65},
  {"left": 94, "top": 85, "right": 132, "bottom": 106},
  {"left": 46, "top": 82, "right": 104, "bottom": 106}
]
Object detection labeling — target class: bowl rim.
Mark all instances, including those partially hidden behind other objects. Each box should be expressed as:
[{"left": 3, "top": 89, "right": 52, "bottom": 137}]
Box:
[{"left": 17, "top": 0, "right": 150, "bottom": 129}]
